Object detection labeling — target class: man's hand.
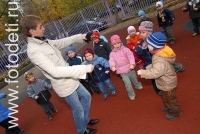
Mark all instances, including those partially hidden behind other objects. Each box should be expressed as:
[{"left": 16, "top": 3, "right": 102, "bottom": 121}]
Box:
[
  {"left": 111, "top": 66, "right": 117, "bottom": 72},
  {"left": 86, "top": 64, "right": 94, "bottom": 73},
  {"left": 130, "top": 64, "right": 135, "bottom": 69},
  {"left": 83, "top": 32, "right": 93, "bottom": 43},
  {"left": 105, "top": 70, "right": 109, "bottom": 74},
  {"left": 35, "top": 96, "right": 39, "bottom": 99}
]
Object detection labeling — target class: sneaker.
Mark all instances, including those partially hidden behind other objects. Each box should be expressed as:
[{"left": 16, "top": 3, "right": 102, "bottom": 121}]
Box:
[
  {"left": 162, "top": 106, "right": 169, "bottom": 112},
  {"left": 53, "top": 109, "right": 58, "bottom": 113},
  {"left": 48, "top": 114, "right": 53, "bottom": 120},
  {"left": 192, "top": 33, "right": 199, "bottom": 37},
  {"left": 112, "top": 92, "right": 116, "bottom": 96},
  {"left": 166, "top": 112, "right": 182, "bottom": 120},
  {"left": 175, "top": 65, "right": 184, "bottom": 73},
  {"left": 136, "top": 86, "right": 143, "bottom": 90},
  {"left": 104, "top": 95, "right": 109, "bottom": 100},
  {"left": 130, "top": 97, "right": 135, "bottom": 100}
]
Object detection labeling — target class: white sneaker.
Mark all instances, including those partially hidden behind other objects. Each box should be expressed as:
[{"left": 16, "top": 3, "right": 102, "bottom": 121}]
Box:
[{"left": 136, "top": 86, "right": 143, "bottom": 90}]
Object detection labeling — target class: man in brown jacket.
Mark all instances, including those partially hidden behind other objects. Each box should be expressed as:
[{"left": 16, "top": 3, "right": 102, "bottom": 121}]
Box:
[{"left": 137, "top": 31, "right": 182, "bottom": 120}]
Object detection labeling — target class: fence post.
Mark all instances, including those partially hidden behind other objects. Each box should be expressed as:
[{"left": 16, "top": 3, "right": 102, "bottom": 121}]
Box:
[
  {"left": 105, "top": 0, "right": 115, "bottom": 24},
  {"left": 117, "top": 0, "right": 126, "bottom": 19},
  {"left": 0, "top": 42, "right": 10, "bottom": 56},
  {"left": 79, "top": 11, "right": 90, "bottom": 32},
  {"left": 52, "top": 22, "right": 62, "bottom": 39},
  {"left": 58, "top": 20, "right": 68, "bottom": 37}
]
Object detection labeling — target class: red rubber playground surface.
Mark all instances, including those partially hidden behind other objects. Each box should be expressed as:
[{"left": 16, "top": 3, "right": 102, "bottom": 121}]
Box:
[{"left": 1, "top": 8, "right": 200, "bottom": 134}]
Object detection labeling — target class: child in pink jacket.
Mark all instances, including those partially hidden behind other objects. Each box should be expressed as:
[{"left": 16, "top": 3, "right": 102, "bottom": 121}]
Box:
[{"left": 109, "top": 35, "right": 143, "bottom": 100}]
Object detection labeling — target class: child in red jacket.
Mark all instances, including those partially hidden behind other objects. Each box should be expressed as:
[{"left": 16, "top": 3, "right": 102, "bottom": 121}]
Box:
[{"left": 126, "top": 26, "right": 144, "bottom": 69}]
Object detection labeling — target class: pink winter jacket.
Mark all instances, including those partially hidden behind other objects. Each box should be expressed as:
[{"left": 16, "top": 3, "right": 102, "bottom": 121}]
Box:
[{"left": 109, "top": 45, "right": 135, "bottom": 74}]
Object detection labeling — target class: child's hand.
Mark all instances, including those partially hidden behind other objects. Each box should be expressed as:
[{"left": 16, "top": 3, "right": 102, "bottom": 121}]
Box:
[
  {"left": 132, "top": 46, "right": 135, "bottom": 49},
  {"left": 182, "top": 7, "right": 186, "bottom": 11},
  {"left": 172, "top": 18, "right": 175, "bottom": 21},
  {"left": 130, "top": 64, "right": 135, "bottom": 69},
  {"left": 105, "top": 71, "right": 109, "bottom": 74},
  {"left": 137, "top": 70, "right": 141, "bottom": 75},
  {"left": 111, "top": 66, "right": 117, "bottom": 72},
  {"left": 194, "top": 8, "right": 198, "bottom": 11},
  {"left": 35, "top": 96, "right": 39, "bottom": 99},
  {"left": 85, "top": 80, "right": 88, "bottom": 82}
]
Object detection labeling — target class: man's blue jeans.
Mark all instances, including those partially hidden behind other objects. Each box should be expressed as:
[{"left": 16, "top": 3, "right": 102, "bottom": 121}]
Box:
[{"left": 64, "top": 84, "right": 91, "bottom": 134}]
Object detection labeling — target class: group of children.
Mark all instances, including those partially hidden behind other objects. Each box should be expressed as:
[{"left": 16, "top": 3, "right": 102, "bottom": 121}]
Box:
[{"left": 24, "top": 1, "right": 185, "bottom": 123}]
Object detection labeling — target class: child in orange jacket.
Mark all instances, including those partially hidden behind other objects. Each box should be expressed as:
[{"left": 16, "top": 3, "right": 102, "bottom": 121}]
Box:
[{"left": 126, "top": 26, "right": 144, "bottom": 69}]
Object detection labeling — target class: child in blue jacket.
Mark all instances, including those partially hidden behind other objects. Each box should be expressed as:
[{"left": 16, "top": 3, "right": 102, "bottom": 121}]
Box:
[
  {"left": 156, "top": 1, "right": 176, "bottom": 45},
  {"left": 65, "top": 45, "right": 101, "bottom": 95},
  {"left": 0, "top": 93, "right": 24, "bottom": 134},
  {"left": 84, "top": 48, "right": 117, "bottom": 100}
]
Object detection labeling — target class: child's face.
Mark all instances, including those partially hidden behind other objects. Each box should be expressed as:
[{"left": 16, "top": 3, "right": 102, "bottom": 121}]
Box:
[
  {"left": 140, "top": 30, "right": 148, "bottom": 40},
  {"left": 28, "top": 75, "right": 35, "bottom": 82},
  {"left": 112, "top": 42, "right": 121, "bottom": 49},
  {"left": 156, "top": 6, "right": 162, "bottom": 11},
  {"left": 93, "top": 38, "right": 100, "bottom": 44},
  {"left": 129, "top": 30, "right": 136, "bottom": 36},
  {"left": 85, "top": 53, "right": 94, "bottom": 62},
  {"left": 139, "top": 16, "right": 144, "bottom": 19},
  {"left": 68, "top": 51, "right": 75, "bottom": 58},
  {"left": 147, "top": 44, "right": 153, "bottom": 51}
]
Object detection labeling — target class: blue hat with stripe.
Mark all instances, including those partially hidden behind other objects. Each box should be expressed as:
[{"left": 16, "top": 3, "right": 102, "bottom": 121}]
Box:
[{"left": 147, "top": 32, "right": 167, "bottom": 50}]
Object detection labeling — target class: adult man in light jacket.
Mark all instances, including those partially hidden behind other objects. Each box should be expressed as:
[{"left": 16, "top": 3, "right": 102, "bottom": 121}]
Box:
[{"left": 19, "top": 15, "right": 98, "bottom": 134}]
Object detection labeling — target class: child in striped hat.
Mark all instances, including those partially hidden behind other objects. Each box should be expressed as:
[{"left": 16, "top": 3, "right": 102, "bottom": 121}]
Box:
[{"left": 137, "top": 31, "right": 182, "bottom": 120}]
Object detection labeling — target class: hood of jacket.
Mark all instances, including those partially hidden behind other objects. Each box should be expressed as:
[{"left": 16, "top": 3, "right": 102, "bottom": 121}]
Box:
[{"left": 155, "top": 46, "right": 176, "bottom": 65}]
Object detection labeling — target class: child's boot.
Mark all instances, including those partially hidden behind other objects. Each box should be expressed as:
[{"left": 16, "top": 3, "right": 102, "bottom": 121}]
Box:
[{"left": 46, "top": 111, "right": 53, "bottom": 120}]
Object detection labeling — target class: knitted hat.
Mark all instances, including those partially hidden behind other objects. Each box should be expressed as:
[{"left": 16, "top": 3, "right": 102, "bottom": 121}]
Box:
[
  {"left": 84, "top": 48, "right": 94, "bottom": 57},
  {"left": 138, "top": 10, "right": 146, "bottom": 17},
  {"left": 147, "top": 32, "right": 167, "bottom": 50},
  {"left": 110, "top": 35, "right": 122, "bottom": 45},
  {"left": 156, "top": 1, "right": 163, "bottom": 8},
  {"left": 65, "top": 44, "right": 76, "bottom": 55},
  {"left": 24, "top": 71, "right": 33, "bottom": 81},
  {"left": 127, "top": 26, "right": 136, "bottom": 34},
  {"left": 91, "top": 32, "right": 100, "bottom": 39},
  {"left": 139, "top": 21, "right": 154, "bottom": 34}
]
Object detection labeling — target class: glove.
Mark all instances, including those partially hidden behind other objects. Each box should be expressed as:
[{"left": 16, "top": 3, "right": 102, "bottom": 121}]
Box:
[
  {"left": 84, "top": 32, "right": 93, "bottom": 43},
  {"left": 4, "top": 94, "right": 7, "bottom": 98}
]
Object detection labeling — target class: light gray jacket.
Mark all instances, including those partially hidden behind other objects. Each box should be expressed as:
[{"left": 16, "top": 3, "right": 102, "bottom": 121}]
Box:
[
  {"left": 27, "top": 79, "right": 52, "bottom": 99},
  {"left": 27, "top": 34, "right": 88, "bottom": 97}
]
